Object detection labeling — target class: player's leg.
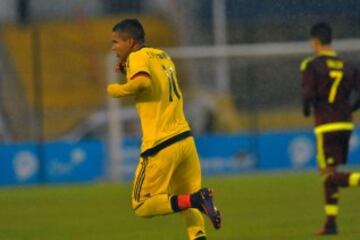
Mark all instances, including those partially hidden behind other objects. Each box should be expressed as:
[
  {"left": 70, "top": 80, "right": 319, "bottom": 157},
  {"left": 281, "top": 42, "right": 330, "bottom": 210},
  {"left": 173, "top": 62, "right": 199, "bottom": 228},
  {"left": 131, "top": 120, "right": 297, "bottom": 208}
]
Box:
[
  {"left": 168, "top": 137, "right": 206, "bottom": 240},
  {"left": 180, "top": 209, "right": 206, "bottom": 240},
  {"left": 131, "top": 139, "right": 217, "bottom": 219},
  {"left": 131, "top": 147, "right": 179, "bottom": 217},
  {"left": 169, "top": 137, "right": 221, "bottom": 240},
  {"left": 324, "top": 131, "right": 360, "bottom": 189},
  {"left": 315, "top": 131, "right": 338, "bottom": 235},
  {"left": 318, "top": 167, "right": 339, "bottom": 235},
  {"left": 338, "top": 131, "right": 360, "bottom": 188},
  {"left": 315, "top": 130, "right": 360, "bottom": 235},
  {"left": 130, "top": 137, "right": 220, "bottom": 240}
]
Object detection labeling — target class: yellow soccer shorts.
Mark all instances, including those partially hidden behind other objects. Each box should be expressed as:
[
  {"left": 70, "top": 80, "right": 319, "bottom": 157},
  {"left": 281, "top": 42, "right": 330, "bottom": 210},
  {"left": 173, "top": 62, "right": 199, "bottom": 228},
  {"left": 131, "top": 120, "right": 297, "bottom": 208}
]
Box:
[{"left": 131, "top": 136, "right": 206, "bottom": 239}]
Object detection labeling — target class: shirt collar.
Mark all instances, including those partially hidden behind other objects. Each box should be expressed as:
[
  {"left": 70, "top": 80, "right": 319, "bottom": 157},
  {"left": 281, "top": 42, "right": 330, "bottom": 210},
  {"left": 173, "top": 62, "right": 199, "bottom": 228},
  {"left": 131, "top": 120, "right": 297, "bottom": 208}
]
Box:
[{"left": 317, "top": 50, "right": 337, "bottom": 57}]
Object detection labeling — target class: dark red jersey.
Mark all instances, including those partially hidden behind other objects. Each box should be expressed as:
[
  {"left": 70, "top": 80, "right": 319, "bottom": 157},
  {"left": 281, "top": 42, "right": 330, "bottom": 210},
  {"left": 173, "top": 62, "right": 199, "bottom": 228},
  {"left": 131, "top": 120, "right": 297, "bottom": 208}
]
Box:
[{"left": 301, "top": 51, "right": 360, "bottom": 126}]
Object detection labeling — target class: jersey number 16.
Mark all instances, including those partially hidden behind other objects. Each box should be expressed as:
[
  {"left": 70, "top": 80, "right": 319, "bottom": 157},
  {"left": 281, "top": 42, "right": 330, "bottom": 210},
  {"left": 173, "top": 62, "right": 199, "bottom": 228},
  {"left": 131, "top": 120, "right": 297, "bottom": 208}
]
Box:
[{"left": 163, "top": 66, "right": 181, "bottom": 102}]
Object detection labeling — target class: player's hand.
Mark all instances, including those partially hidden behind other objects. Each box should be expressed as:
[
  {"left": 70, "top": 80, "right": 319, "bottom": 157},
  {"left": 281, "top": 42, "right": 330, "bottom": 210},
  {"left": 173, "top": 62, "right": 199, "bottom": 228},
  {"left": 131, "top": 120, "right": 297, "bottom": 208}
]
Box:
[
  {"left": 115, "top": 61, "right": 126, "bottom": 74},
  {"left": 351, "top": 98, "right": 360, "bottom": 112},
  {"left": 115, "top": 62, "right": 121, "bottom": 73},
  {"left": 303, "top": 105, "right": 311, "bottom": 117},
  {"left": 303, "top": 107, "right": 311, "bottom": 117}
]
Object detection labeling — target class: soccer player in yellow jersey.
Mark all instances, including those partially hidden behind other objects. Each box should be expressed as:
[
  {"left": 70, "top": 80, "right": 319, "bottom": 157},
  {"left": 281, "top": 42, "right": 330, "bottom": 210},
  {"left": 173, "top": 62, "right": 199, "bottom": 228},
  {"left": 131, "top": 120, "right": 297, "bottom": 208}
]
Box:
[{"left": 107, "top": 19, "right": 221, "bottom": 240}]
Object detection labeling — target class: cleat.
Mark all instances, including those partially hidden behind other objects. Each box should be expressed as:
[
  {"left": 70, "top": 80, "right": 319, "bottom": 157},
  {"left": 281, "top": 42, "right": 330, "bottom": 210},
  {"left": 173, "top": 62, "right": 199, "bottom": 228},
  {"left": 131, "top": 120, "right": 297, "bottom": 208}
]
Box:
[
  {"left": 198, "top": 188, "right": 221, "bottom": 230},
  {"left": 194, "top": 237, "right": 207, "bottom": 240},
  {"left": 314, "top": 227, "right": 338, "bottom": 236}
]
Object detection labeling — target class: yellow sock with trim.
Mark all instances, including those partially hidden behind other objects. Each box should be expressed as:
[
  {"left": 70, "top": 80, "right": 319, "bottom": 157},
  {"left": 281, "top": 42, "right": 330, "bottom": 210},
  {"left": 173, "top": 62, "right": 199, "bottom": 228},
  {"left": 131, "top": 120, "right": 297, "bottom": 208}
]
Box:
[
  {"left": 325, "top": 204, "right": 339, "bottom": 216},
  {"left": 349, "top": 173, "right": 360, "bottom": 187},
  {"left": 324, "top": 204, "right": 338, "bottom": 229}
]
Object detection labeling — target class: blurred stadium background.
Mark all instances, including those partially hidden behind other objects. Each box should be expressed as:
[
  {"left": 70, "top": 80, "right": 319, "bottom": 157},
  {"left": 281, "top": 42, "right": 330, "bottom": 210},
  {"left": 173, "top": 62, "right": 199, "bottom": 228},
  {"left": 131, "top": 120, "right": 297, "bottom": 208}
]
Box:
[{"left": 0, "top": 0, "right": 360, "bottom": 239}]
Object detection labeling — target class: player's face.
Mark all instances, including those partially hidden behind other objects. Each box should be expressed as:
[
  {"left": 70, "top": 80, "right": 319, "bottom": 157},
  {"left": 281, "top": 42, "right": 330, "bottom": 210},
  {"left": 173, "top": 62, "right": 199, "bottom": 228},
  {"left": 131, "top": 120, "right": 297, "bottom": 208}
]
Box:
[
  {"left": 112, "top": 31, "right": 133, "bottom": 61},
  {"left": 310, "top": 38, "right": 320, "bottom": 53}
]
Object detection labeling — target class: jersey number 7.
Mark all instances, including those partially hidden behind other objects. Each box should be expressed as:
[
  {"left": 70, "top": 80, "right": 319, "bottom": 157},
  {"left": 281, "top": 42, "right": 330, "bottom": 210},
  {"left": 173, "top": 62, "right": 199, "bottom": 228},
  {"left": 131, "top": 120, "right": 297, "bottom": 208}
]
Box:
[{"left": 328, "top": 70, "right": 343, "bottom": 104}]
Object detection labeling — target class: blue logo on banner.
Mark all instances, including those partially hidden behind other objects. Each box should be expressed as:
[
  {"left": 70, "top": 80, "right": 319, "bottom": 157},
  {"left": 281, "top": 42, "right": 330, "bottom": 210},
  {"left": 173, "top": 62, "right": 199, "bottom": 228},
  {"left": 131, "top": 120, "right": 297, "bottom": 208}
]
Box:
[
  {"left": 13, "top": 150, "right": 39, "bottom": 181},
  {"left": 0, "top": 144, "right": 39, "bottom": 185},
  {"left": 44, "top": 141, "right": 104, "bottom": 183}
]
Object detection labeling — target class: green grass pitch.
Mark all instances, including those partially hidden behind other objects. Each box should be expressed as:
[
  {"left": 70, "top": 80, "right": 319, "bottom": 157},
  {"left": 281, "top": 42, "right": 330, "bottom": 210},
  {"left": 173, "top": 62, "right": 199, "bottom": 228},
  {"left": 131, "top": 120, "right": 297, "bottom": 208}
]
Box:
[{"left": 0, "top": 171, "right": 359, "bottom": 239}]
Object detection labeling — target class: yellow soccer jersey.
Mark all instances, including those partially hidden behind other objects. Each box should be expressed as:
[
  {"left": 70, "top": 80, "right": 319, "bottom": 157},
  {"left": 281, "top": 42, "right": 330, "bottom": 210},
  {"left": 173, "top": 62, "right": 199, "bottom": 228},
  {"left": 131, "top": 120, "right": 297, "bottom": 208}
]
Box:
[{"left": 125, "top": 47, "right": 190, "bottom": 152}]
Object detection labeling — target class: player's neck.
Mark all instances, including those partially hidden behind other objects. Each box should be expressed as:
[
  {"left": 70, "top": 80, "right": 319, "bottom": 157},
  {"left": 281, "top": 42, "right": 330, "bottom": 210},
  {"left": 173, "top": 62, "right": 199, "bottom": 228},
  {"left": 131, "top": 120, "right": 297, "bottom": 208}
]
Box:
[
  {"left": 123, "top": 43, "right": 145, "bottom": 61},
  {"left": 132, "top": 43, "right": 145, "bottom": 52}
]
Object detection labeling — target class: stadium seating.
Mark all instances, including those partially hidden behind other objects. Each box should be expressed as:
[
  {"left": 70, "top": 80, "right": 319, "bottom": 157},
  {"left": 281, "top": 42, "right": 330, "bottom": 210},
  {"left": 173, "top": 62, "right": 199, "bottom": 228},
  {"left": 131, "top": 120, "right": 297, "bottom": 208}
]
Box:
[{"left": 1, "top": 15, "right": 176, "bottom": 140}]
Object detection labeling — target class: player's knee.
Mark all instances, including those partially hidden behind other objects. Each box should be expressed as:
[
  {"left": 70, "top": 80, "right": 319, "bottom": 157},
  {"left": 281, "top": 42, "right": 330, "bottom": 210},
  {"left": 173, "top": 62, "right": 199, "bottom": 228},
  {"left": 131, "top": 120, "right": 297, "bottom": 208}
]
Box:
[
  {"left": 320, "top": 166, "right": 335, "bottom": 177},
  {"left": 134, "top": 205, "right": 153, "bottom": 218},
  {"left": 322, "top": 170, "right": 336, "bottom": 186},
  {"left": 132, "top": 200, "right": 153, "bottom": 218}
]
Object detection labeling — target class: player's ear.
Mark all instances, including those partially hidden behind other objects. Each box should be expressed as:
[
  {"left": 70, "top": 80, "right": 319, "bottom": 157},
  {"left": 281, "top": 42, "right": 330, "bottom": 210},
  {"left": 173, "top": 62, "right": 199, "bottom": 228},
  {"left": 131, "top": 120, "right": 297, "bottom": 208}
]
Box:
[
  {"left": 129, "top": 38, "right": 136, "bottom": 48},
  {"left": 314, "top": 38, "right": 322, "bottom": 46}
]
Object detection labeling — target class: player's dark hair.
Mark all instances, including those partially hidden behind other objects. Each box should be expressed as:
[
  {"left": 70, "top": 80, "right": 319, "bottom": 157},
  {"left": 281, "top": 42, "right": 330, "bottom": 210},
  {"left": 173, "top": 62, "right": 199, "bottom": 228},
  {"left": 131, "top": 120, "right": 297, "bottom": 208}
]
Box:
[
  {"left": 112, "top": 19, "right": 145, "bottom": 44},
  {"left": 310, "top": 22, "right": 332, "bottom": 45}
]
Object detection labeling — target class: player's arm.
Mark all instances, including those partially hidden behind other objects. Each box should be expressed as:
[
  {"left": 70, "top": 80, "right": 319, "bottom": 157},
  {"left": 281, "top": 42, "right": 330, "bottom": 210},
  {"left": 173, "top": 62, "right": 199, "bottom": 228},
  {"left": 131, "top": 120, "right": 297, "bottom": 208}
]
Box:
[
  {"left": 107, "top": 72, "right": 151, "bottom": 97},
  {"left": 351, "top": 68, "right": 360, "bottom": 112},
  {"left": 301, "top": 60, "right": 316, "bottom": 117}
]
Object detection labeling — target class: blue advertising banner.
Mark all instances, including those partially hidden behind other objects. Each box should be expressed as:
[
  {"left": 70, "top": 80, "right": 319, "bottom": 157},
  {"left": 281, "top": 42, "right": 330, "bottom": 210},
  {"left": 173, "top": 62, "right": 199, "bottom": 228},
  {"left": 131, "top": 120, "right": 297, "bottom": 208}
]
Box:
[
  {"left": 0, "top": 141, "right": 104, "bottom": 185},
  {"left": 195, "top": 134, "right": 256, "bottom": 175},
  {"left": 121, "top": 138, "right": 141, "bottom": 181},
  {"left": 258, "top": 130, "right": 317, "bottom": 170},
  {"left": 1, "top": 129, "right": 360, "bottom": 185},
  {"left": 347, "top": 129, "right": 360, "bottom": 165},
  {"left": 44, "top": 141, "right": 104, "bottom": 183}
]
